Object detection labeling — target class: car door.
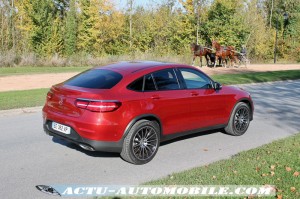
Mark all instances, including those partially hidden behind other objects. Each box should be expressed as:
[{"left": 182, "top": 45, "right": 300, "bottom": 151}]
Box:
[
  {"left": 142, "top": 68, "right": 192, "bottom": 135},
  {"left": 177, "top": 67, "right": 229, "bottom": 130}
]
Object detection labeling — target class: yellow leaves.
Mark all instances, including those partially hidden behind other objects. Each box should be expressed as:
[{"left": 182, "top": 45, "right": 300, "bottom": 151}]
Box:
[
  {"left": 271, "top": 165, "right": 276, "bottom": 170},
  {"left": 290, "top": 187, "right": 296, "bottom": 192},
  {"left": 270, "top": 171, "right": 275, "bottom": 176}
]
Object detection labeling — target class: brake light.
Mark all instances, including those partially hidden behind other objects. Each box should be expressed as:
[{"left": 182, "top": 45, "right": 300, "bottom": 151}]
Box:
[
  {"left": 47, "top": 91, "right": 53, "bottom": 100},
  {"left": 75, "top": 99, "right": 121, "bottom": 112},
  {"left": 75, "top": 100, "right": 89, "bottom": 109}
]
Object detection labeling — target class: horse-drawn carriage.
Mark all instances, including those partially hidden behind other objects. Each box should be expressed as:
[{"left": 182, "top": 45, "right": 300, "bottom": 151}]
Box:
[{"left": 191, "top": 41, "right": 250, "bottom": 68}]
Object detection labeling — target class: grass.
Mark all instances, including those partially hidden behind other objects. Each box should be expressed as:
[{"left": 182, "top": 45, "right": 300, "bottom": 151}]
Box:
[
  {"left": 212, "top": 70, "right": 300, "bottom": 85},
  {"left": 0, "top": 88, "right": 49, "bottom": 110},
  {"left": 0, "top": 66, "right": 90, "bottom": 76},
  {"left": 144, "top": 133, "right": 300, "bottom": 199},
  {"left": 0, "top": 70, "right": 300, "bottom": 110}
]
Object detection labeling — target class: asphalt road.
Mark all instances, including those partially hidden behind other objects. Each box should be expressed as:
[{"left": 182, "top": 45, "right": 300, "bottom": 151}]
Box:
[{"left": 0, "top": 80, "right": 299, "bottom": 199}]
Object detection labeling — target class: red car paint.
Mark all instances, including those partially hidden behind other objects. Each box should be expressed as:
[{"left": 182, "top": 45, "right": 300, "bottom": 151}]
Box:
[{"left": 43, "top": 61, "right": 253, "bottom": 155}]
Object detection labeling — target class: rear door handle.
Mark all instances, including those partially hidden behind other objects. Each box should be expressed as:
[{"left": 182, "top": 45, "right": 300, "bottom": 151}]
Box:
[
  {"left": 151, "top": 95, "right": 160, "bottom": 100},
  {"left": 190, "top": 91, "right": 199, "bottom": 96}
]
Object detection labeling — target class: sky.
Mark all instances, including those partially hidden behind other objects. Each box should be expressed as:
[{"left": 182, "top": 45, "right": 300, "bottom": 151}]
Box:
[{"left": 114, "top": 0, "right": 157, "bottom": 10}]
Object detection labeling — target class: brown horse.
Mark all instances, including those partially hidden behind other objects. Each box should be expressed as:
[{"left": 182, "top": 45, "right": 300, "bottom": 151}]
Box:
[
  {"left": 190, "top": 43, "right": 212, "bottom": 67},
  {"left": 211, "top": 41, "right": 238, "bottom": 68}
]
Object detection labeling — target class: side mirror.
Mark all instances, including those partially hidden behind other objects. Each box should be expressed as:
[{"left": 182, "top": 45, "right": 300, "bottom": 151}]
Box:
[{"left": 214, "top": 82, "right": 222, "bottom": 90}]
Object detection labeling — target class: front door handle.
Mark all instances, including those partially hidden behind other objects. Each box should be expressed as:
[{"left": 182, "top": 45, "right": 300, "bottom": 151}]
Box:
[
  {"left": 151, "top": 95, "right": 160, "bottom": 100},
  {"left": 190, "top": 91, "right": 199, "bottom": 96}
]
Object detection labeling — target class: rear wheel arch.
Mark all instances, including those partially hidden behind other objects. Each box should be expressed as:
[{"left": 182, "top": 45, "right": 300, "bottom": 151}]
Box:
[
  {"left": 121, "top": 118, "right": 161, "bottom": 164},
  {"left": 123, "top": 114, "right": 162, "bottom": 139}
]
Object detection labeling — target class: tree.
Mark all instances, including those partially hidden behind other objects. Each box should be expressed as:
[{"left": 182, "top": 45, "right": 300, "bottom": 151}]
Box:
[
  {"left": 25, "top": 0, "right": 64, "bottom": 55},
  {"left": 77, "top": 0, "right": 99, "bottom": 54},
  {"left": 200, "top": 0, "right": 249, "bottom": 47},
  {"left": 65, "top": 0, "right": 77, "bottom": 56},
  {"left": 244, "top": 0, "right": 274, "bottom": 60}
]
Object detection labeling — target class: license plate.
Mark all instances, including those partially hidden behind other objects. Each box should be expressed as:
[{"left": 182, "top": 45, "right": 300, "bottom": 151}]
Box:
[{"left": 52, "top": 122, "right": 71, "bottom": 135}]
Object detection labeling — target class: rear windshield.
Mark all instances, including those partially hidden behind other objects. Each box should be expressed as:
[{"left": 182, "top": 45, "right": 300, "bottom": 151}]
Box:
[{"left": 64, "top": 69, "right": 122, "bottom": 89}]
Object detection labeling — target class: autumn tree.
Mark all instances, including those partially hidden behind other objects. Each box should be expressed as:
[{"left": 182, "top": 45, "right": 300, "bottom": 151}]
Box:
[{"left": 64, "top": 0, "right": 77, "bottom": 56}]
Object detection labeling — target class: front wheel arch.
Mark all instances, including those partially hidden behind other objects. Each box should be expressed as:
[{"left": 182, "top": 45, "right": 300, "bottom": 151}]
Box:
[
  {"left": 225, "top": 101, "right": 251, "bottom": 136},
  {"left": 227, "top": 98, "right": 253, "bottom": 123}
]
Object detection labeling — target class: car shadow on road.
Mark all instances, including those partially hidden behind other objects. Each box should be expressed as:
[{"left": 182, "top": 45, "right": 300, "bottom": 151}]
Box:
[
  {"left": 52, "top": 137, "right": 120, "bottom": 158},
  {"left": 160, "top": 129, "right": 222, "bottom": 146}
]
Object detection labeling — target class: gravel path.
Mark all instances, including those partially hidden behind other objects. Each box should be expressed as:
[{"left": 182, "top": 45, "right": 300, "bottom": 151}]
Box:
[{"left": 0, "top": 64, "right": 300, "bottom": 92}]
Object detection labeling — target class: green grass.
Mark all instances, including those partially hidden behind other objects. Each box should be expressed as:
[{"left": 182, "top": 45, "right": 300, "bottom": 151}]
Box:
[
  {"left": 145, "top": 133, "right": 300, "bottom": 199},
  {"left": 212, "top": 70, "right": 300, "bottom": 85},
  {"left": 0, "top": 66, "right": 90, "bottom": 76},
  {"left": 0, "top": 88, "right": 49, "bottom": 110},
  {"left": 0, "top": 70, "right": 300, "bottom": 110}
]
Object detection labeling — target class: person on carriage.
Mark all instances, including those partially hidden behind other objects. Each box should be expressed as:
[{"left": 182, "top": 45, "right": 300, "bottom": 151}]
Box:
[{"left": 241, "top": 45, "right": 247, "bottom": 56}]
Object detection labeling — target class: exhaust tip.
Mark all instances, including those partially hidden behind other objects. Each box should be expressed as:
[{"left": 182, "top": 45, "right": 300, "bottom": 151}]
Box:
[{"left": 79, "top": 144, "right": 95, "bottom": 151}]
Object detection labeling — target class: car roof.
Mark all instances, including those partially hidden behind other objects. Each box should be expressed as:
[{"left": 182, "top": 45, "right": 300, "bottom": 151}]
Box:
[{"left": 94, "top": 61, "right": 189, "bottom": 75}]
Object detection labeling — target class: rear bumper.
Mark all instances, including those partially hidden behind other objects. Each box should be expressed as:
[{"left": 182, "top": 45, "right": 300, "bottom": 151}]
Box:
[{"left": 43, "top": 120, "right": 123, "bottom": 153}]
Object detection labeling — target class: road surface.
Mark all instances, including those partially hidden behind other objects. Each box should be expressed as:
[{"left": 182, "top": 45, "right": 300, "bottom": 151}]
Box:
[{"left": 0, "top": 80, "right": 299, "bottom": 198}]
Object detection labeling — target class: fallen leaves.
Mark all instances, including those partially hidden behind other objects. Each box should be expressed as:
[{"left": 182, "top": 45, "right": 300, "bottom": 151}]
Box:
[
  {"left": 277, "top": 194, "right": 283, "bottom": 199},
  {"left": 293, "top": 171, "right": 299, "bottom": 177},
  {"left": 271, "top": 165, "right": 276, "bottom": 170},
  {"left": 290, "top": 187, "right": 296, "bottom": 192},
  {"left": 270, "top": 171, "right": 275, "bottom": 176},
  {"left": 286, "top": 167, "right": 292, "bottom": 172}
]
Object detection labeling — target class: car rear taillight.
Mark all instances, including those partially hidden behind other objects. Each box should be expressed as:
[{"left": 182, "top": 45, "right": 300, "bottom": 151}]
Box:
[
  {"left": 47, "top": 91, "right": 53, "bottom": 100},
  {"left": 75, "top": 100, "right": 89, "bottom": 109},
  {"left": 75, "top": 99, "right": 121, "bottom": 112}
]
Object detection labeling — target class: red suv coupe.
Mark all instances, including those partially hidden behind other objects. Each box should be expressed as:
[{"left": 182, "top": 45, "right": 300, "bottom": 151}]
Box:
[{"left": 43, "top": 61, "right": 253, "bottom": 164}]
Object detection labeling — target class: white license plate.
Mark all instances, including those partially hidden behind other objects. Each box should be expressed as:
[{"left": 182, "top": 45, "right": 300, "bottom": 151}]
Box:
[{"left": 52, "top": 122, "right": 71, "bottom": 135}]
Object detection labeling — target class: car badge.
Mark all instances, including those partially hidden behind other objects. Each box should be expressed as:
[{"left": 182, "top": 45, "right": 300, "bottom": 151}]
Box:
[{"left": 59, "top": 97, "right": 63, "bottom": 106}]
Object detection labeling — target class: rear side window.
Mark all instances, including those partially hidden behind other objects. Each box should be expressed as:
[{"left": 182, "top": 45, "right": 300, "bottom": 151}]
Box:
[
  {"left": 127, "top": 77, "right": 144, "bottom": 91},
  {"left": 152, "top": 69, "right": 180, "bottom": 90},
  {"left": 64, "top": 69, "right": 122, "bottom": 89},
  {"left": 144, "top": 74, "right": 156, "bottom": 91}
]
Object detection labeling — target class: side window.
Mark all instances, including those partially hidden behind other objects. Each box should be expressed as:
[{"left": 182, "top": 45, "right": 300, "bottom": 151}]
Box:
[
  {"left": 144, "top": 74, "right": 156, "bottom": 91},
  {"left": 152, "top": 69, "right": 180, "bottom": 90},
  {"left": 179, "top": 68, "right": 212, "bottom": 89},
  {"left": 127, "top": 77, "right": 144, "bottom": 91}
]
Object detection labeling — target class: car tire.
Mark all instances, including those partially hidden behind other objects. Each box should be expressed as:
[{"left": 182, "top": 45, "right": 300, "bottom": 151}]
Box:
[
  {"left": 121, "top": 120, "right": 160, "bottom": 165},
  {"left": 225, "top": 102, "right": 251, "bottom": 136}
]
